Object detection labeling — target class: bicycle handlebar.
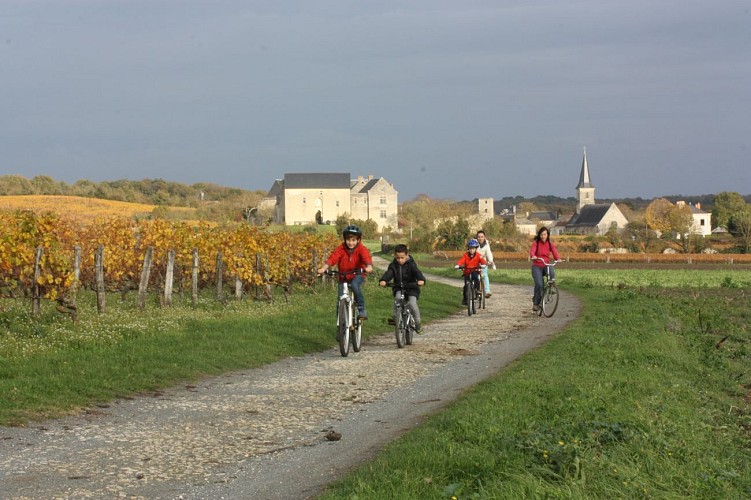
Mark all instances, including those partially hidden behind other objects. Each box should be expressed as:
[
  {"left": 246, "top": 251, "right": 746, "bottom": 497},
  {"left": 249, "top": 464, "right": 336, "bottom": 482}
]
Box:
[
  {"left": 320, "top": 268, "right": 366, "bottom": 277},
  {"left": 455, "top": 265, "right": 486, "bottom": 271},
  {"left": 531, "top": 258, "right": 561, "bottom": 266},
  {"left": 381, "top": 282, "right": 424, "bottom": 288}
]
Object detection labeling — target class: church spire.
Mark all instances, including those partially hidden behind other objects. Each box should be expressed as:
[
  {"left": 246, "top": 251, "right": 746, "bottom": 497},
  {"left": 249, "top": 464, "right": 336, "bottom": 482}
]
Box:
[
  {"left": 577, "top": 146, "right": 594, "bottom": 189},
  {"left": 576, "top": 147, "right": 595, "bottom": 213}
]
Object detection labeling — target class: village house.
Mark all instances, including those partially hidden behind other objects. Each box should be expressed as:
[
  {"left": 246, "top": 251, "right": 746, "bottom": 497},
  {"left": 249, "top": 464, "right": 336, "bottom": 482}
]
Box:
[
  {"left": 263, "top": 173, "right": 398, "bottom": 231},
  {"left": 676, "top": 200, "right": 712, "bottom": 237}
]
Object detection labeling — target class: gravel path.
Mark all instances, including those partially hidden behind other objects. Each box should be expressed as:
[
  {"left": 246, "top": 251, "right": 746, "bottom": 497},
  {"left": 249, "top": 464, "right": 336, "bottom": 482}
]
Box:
[{"left": 0, "top": 261, "right": 579, "bottom": 499}]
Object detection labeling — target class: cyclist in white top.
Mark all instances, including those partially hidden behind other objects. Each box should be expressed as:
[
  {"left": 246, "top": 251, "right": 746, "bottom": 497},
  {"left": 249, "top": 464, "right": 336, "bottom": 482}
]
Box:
[{"left": 475, "top": 230, "right": 496, "bottom": 298}]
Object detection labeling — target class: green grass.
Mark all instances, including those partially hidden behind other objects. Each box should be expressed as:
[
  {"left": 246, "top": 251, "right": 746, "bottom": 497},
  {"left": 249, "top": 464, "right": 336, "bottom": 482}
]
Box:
[
  {"left": 318, "top": 282, "right": 751, "bottom": 498},
  {"left": 0, "top": 275, "right": 461, "bottom": 425}
]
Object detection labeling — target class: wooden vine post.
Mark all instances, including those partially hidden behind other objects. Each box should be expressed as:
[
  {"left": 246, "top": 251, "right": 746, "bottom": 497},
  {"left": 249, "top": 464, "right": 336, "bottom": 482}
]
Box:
[
  {"left": 95, "top": 245, "right": 106, "bottom": 313},
  {"left": 215, "top": 252, "right": 223, "bottom": 301},
  {"left": 191, "top": 248, "right": 199, "bottom": 306},
  {"left": 164, "top": 249, "right": 175, "bottom": 307},
  {"left": 32, "top": 247, "right": 43, "bottom": 317},
  {"left": 137, "top": 246, "right": 154, "bottom": 310}
]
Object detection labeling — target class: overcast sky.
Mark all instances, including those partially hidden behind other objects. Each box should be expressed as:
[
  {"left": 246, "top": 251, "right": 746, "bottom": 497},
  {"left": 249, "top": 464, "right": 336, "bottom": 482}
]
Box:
[{"left": 2, "top": 1, "right": 749, "bottom": 202}]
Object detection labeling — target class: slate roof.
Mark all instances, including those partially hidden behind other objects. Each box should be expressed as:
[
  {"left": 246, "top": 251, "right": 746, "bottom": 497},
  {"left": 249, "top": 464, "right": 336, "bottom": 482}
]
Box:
[
  {"left": 566, "top": 204, "right": 611, "bottom": 228},
  {"left": 266, "top": 179, "right": 283, "bottom": 198},
  {"left": 576, "top": 149, "right": 594, "bottom": 189},
  {"left": 529, "top": 210, "right": 557, "bottom": 221},
  {"left": 283, "top": 173, "right": 351, "bottom": 189},
  {"left": 351, "top": 178, "right": 380, "bottom": 193}
]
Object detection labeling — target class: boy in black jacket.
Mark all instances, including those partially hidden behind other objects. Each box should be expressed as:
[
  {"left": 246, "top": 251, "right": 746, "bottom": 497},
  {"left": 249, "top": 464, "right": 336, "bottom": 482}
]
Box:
[{"left": 379, "top": 244, "right": 426, "bottom": 333}]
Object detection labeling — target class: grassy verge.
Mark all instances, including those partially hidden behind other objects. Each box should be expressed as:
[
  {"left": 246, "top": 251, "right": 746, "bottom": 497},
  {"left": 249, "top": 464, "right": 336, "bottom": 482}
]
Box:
[
  {"left": 319, "top": 280, "right": 751, "bottom": 498},
  {"left": 0, "top": 276, "right": 461, "bottom": 425}
]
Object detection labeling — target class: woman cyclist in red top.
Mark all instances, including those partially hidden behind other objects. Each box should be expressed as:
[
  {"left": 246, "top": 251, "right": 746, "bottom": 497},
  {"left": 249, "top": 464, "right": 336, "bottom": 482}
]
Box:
[
  {"left": 317, "top": 225, "right": 373, "bottom": 319},
  {"left": 530, "top": 226, "right": 559, "bottom": 312}
]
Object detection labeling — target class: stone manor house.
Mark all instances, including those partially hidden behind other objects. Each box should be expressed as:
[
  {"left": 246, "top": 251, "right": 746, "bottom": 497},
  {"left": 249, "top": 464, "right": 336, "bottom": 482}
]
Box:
[{"left": 261, "top": 173, "right": 398, "bottom": 231}]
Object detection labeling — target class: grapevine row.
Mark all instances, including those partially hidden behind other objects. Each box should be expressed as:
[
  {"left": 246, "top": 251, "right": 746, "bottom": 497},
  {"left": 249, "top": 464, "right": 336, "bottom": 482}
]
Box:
[{"left": 0, "top": 210, "right": 338, "bottom": 316}]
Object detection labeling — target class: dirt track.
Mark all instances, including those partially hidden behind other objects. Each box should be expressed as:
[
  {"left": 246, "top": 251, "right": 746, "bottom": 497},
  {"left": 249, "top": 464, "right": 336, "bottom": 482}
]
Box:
[{"left": 0, "top": 261, "right": 579, "bottom": 499}]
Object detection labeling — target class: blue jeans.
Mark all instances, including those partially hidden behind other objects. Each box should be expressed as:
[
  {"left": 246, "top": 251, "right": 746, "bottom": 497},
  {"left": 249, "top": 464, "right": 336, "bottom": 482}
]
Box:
[
  {"left": 531, "top": 265, "right": 556, "bottom": 305},
  {"left": 338, "top": 275, "right": 365, "bottom": 311}
]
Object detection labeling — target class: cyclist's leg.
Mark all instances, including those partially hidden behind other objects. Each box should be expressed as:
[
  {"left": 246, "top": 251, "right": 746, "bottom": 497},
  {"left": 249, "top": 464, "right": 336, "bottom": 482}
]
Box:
[
  {"left": 390, "top": 290, "right": 401, "bottom": 324},
  {"left": 407, "top": 294, "right": 421, "bottom": 332},
  {"left": 481, "top": 266, "right": 491, "bottom": 295},
  {"left": 462, "top": 276, "right": 469, "bottom": 304},
  {"left": 548, "top": 266, "right": 556, "bottom": 283},
  {"left": 472, "top": 272, "right": 481, "bottom": 293},
  {"left": 350, "top": 275, "right": 367, "bottom": 318},
  {"left": 531, "top": 266, "right": 544, "bottom": 309}
]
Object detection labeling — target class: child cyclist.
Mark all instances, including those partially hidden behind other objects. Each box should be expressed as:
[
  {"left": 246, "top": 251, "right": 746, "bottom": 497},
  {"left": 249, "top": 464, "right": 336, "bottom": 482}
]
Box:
[
  {"left": 475, "top": 230, "right": 496, "bottom": 298},
  {"left": 317, "top": 224, "right": 373, "bottom": 319},
  {"left": 379, "top": 244, "right": 426, "bottom": 333},
  {"left": 454, "top": 239, "right": 488, "bottom": 304}
]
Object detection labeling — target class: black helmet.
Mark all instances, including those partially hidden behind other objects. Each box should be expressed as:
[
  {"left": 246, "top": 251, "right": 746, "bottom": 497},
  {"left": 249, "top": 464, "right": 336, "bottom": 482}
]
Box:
[{"left": 342, "top": 224, "right": 362, "bottom": 238}]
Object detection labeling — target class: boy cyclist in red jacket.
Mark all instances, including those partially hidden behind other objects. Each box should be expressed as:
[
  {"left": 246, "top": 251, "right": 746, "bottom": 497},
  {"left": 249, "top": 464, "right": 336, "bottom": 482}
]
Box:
[
  {"left": 317, "top": 225, "right": 373, "bottom": 319},
  {"left": 454, "top": 238, "right": 487, "bottom": 305}
]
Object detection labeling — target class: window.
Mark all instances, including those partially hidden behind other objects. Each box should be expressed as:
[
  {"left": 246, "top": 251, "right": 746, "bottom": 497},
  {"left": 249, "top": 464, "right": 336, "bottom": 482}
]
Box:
[
  {"left": 700, "top": 218, "right": 705, "bottom": 226},
  {"left": 303, "top": 197, "right": 306, "bottom": 204},
  {"left": 353, "top": 198, "right": 357, "bottom": 206},
  {"left": 380, "top": 210, "right": 387, "bottom": 218},
  {"left": 380, "top": 196, "right": 386, "bottom": 205},
  {"left": 336, "top": 200, "right": 340, "bottom": 207}
]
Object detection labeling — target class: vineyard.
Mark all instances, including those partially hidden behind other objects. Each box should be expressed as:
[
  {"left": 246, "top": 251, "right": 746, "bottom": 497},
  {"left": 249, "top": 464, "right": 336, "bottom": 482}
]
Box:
[{"left": 0, "top": 210, "right": 338, "bottom": 319}]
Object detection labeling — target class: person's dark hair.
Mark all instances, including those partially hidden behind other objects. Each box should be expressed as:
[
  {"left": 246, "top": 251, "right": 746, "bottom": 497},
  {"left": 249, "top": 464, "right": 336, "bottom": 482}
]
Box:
[
  {"left": 476, "top": 230, "right": 486, "bottom": 238},
  {"left": 534, "top": 226, "right": 552, "bottom": 243},
  {"left": 394, "top": 243, "right": 409, "bottom": 255}
]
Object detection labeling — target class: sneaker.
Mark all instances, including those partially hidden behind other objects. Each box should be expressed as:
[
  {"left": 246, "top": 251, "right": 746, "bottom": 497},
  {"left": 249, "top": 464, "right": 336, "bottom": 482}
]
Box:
[
  {"left": 548, "top": 279, "right": 555, "bottom": 284},
  {"left": 532, "top": 304, "right": 540, "bottom": 312},
  {"left": 358, "top": 308, "right": 368, "bottom": 320},
  {"left": 415, "top": 323, "right": 423, "bottom": 334},
  {"left": 485, "top": 292, "right": 492, "bottom": 298},
  {"left": 387, "top": 317, "right": 396, "bottom": 325}
]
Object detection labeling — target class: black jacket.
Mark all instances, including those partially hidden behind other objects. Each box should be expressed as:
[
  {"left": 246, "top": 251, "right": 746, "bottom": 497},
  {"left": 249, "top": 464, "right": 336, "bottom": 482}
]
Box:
[{"left": 379, "top": 256, "right": 426, "bottom": 298}]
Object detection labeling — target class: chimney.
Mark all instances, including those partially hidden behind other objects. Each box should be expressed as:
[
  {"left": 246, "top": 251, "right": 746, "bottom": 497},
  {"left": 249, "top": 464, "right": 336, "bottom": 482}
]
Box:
[
  {"left": 696, "top": 202, "right": 701, "bottom": 209},
  {"left": 368, "top": 175, "right": 373, "bottom": 180}
]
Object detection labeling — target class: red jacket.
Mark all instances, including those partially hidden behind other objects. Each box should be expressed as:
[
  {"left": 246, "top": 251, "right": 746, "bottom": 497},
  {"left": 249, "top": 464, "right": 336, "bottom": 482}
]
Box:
[
  {"left": 326, "top": 242, "right": 373, "bottom": 282},
  {"left": 530, "top": 239, "right": 559, "bottom": 268},
  {"left": 456, "top": 251, "right": 487, "bottom": 277}
]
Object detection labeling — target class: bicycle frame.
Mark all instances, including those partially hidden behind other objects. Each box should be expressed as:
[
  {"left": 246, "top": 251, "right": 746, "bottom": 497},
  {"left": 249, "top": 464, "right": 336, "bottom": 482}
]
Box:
[
  {"left": 385, "top": 283, "right": 418, "bottom": 348},
  {"left": 457, "top": 265, "right": 485, "bottom": 316}
]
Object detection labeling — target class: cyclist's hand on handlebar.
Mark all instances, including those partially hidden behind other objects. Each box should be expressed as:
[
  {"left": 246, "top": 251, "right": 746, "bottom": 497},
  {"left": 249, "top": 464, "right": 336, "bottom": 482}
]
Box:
[
  {"left": 491, "top": 262, "right": 496, "bottom": 270},
  {"left": 417, "top": 280, "right": 425, "bottom": 286},
  {"left": 379, "top": 280, "right": 387, "bottom": 287},
  {"left": 454, "top": 265, "right": 461, "bottom": 269},
  {"left": 365, "top": 264, "right": 373, "bottom": 273},
  {"left": 317, "top": 266, "right": 328, "bottom": 275}
]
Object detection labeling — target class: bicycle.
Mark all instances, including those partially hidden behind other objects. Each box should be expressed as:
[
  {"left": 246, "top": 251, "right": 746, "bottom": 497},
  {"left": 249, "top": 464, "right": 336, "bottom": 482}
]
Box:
[
  {"left": 322, "top": 269, "right": 364, "bottom": 357},
  {"left": 532, "top": 258, "right": 560, "bottom": 318},
  {"left": 456, "top": 266, "right": 485, "bottom": 316},
  {"left": 385, "top": 283, "right": 421, "bottom": 348}
]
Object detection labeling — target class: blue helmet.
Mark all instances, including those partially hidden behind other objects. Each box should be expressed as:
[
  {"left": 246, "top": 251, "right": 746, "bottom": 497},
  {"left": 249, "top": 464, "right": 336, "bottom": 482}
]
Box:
[{"left": 467, "top": 239, "right": 479, "bottom": 248}]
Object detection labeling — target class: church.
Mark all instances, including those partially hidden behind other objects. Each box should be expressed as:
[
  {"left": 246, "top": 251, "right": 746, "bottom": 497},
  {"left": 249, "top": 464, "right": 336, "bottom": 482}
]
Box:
[{"left": 564, "top": 148, "right": 629, "bottom": 235}]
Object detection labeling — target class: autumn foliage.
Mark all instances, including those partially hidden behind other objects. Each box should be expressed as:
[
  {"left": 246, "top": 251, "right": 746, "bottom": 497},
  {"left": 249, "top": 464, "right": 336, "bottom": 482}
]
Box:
[{"left": 0, "top": 210, "right": 338, "bottom": 304}]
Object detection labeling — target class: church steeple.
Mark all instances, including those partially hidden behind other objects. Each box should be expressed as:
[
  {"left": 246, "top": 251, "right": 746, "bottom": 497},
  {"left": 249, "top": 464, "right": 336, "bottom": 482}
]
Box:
[{"left": 576, "top": 147, "right": 595, "bottom": 213}]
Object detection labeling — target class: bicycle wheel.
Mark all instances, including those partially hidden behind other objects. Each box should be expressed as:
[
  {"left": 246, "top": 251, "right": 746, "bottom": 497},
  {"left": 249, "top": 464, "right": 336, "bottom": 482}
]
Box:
[
  {"left": 479, "top": 279, "right": 486, "bottom": 309},
  {"left": 352, "top": 305, "right": 362, "bottom": 353},
  {"left": 338, "top": 299, "right": 350, "bottom": 357},
  {"left": 405, "top": 311, "right": 414, "bottom": 345},
  {"left": 541, "top": 283, "right": 559, "bottom": 317},
  {"left": 464, "top": 283, "right": 473, "bottom": 316},
  {"left": 394, "top": 305, "right": 406, "bottom": 348}
]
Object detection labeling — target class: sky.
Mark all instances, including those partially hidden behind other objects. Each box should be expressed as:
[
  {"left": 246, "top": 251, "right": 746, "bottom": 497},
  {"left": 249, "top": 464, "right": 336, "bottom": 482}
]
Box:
[{"left": 1, "top": 1, "right": 749, "bottom": 202}]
